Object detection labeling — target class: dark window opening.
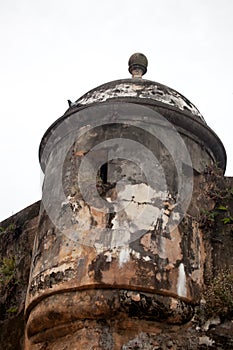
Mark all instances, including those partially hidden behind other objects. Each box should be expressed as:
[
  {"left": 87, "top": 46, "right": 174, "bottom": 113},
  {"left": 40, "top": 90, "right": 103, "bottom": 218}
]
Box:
[{"left": 99, "top": 162, "right": 108, "bottom": 184}]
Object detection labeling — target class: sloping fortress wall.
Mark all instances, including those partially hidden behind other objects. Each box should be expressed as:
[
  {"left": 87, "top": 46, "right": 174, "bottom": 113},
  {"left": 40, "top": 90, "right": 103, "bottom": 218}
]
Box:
[{"left": 0, "top": 54, "right": 232, "bottom": 349}]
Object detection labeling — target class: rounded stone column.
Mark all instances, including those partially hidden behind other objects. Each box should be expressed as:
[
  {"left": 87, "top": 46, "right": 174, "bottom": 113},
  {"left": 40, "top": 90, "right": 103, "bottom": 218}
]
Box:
[{"left": 25, "top": 57, "right": 226, "bottom": 349}]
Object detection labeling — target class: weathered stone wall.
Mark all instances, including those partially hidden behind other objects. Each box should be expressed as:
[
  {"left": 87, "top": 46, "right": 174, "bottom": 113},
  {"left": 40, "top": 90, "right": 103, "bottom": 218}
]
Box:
[
  {"left": 0, "top": 202, "right": 40, "bottom": 350},
  {"left": 0, "top": 175, "right": 232, "bottom": 349}
]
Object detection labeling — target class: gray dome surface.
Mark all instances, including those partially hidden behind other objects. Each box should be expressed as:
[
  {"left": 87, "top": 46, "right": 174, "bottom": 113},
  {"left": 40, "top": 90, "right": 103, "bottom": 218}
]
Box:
[
  {"left": 75, "top": 79, "right": 206, "bottom": 124},
  {"left": 39, "top": 76, "right": 226, "bottom": 173}
]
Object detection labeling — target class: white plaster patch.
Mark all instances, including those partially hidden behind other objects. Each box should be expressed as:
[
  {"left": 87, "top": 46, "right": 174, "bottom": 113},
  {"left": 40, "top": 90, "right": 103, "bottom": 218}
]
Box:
[
  {"left": 94, "top": 242, "right": 105, "bottom": 254},
  {"left": 117, "top": 183, "right": 166, "bottom": 203},
  {"left": 115, "top": 183, "right": 165, "bottom": 233},
  {"left": 110, "top": 227, "right": 131, "bottom": 248},
  {"left": 111, "top": 216, "right": 120, "bottom": 229},
  {"left": 199, "top": 336, "right": 215, "bottom": 346},
  {"left": 119, "top": 247, "right": 130, "bottom": 267},
  {"left": 104, "top": 251, "right": 112, "bottom": 262},
  {"left": 131, "top": 249, "right": 140, "bottom": 259},
  {"left": 172, "top": 212, "right": 180, "bottom": 221},
  {"left": 203, "top": 316, "right": 221, "bottom": 331},
  {"left": 143, "top": 256, "right": 151, "bottom": 262},
  {"left": 177, "top": 263, "right": 187, "bottom": 297},
  {"left": 33, "top": 263, "right": 74, "bottom": 284},
  {"left": 161, "top": 216, "right": 169, "bottom": 230}
]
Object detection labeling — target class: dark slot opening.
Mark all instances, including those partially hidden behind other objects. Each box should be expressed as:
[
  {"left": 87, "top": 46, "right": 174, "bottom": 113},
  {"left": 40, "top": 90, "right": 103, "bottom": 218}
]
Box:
[{"left": 100, "top": 162, "right": 108, "bottom": 184}]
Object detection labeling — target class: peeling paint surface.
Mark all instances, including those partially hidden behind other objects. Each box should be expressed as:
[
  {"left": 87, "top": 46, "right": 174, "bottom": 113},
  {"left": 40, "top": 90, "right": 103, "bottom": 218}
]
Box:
[
  {"left": 119, "top": 247, "right": 130, "bottom": 267},
  {"left": 27, "top": 127, "right": 206, "bottom": 312},
  {"left": 112, "top": 183, "right": 166, "bottom": 234},
  {"left": 76, "top": 80, "right": 205, "bottom": 121},
  {"left": 25, "top": 98, "right": 216, "bottom": 349}
]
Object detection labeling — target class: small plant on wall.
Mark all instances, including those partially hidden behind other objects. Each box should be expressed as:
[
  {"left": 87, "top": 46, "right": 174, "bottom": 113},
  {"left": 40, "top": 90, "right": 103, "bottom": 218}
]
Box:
[{"left": 0, "top": 256, "right": 16, "bottom": 288}]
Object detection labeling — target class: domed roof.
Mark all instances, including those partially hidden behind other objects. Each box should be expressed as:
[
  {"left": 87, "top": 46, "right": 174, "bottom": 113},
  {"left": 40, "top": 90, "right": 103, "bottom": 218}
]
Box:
[
  {"left": 74, "top": 78, "right": 206, "bottom": 124},
  {"left": 39, "top": 53, "right": 226, "bottom": 173}
]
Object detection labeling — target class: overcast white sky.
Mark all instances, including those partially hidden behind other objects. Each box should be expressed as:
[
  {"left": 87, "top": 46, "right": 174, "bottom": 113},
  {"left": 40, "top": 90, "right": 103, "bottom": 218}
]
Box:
[{"left": 0, "top": 0, "right": 232, "bottom": 222}]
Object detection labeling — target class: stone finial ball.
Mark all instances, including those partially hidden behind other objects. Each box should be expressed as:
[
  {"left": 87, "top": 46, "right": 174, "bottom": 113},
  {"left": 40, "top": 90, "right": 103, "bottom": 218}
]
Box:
[{"left": 128, "top": 53, "right": 148, "bottom": 76}]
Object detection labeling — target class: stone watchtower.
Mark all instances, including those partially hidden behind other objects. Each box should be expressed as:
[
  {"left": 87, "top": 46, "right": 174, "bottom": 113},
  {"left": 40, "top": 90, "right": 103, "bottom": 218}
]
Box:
[{"left": 24, "top": 54, "right": 228, "bottom": 349}]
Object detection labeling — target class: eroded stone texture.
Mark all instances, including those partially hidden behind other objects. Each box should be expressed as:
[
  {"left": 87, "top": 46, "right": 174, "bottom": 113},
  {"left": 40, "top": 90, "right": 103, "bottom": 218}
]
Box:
[
  {"left": 0, "top": 157, "right": 232, "bottom": 350},
  {"left": 24, "top": 170, "right": 233, "bottom": 350},
  {"left": 24, "top": 96, "right": 226, "bottom": 349},
  {"left": 21, "top": 56, "right": 230, "bottom": 347},
  {"left": 0, "top": 202, "right": 40, "bottom": 349}
]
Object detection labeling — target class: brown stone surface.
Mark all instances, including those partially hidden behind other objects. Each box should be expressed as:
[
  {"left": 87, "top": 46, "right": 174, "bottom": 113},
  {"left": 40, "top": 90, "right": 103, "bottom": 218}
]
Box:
[
  {"left": 0, "top": 201, "right": 40, "bottom": 349},
  {"left": 0, "top": 172, "right": 232, "bottom": 350}
]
